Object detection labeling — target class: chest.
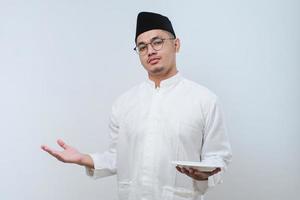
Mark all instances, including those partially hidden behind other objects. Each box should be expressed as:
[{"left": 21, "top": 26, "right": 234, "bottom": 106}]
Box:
[{"left": 119, "top": 90, "right": 205, "bottom": 143}]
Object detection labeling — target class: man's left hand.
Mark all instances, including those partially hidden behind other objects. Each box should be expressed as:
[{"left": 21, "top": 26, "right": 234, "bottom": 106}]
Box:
[{"left": 176, "top": 166, "right": 221, "bottom": 181}]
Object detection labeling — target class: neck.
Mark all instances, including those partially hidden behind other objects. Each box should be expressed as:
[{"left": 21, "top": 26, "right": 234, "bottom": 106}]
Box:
[{"left": 148, "top": 67, "right": 178, "bottom": 88}]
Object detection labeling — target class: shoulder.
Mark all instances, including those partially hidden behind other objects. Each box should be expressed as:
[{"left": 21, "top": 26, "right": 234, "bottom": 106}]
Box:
[
  {"left": 180, "top": 78, "right": 218, "bottom": 103},
  {"left": 180, "top": 78, "right": 224, "bottom": 118},
  {"left": 111, "top": 82, "right": 145, "bottom": 110}
]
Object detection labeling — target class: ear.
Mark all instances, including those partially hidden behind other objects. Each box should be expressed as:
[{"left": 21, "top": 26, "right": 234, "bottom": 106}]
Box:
[{"left": 174, "top": 38, "right": 180, "bottom": 53}]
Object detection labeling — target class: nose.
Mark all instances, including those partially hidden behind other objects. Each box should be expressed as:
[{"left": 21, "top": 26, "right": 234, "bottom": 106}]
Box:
[{"left": 147, "top": 44, "right": 157, "bottom": 56}]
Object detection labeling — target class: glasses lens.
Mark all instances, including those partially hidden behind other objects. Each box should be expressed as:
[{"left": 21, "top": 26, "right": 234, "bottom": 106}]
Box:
[
  {"left": 134, "top": 38, "right": 168, "bottom": 55},
  {"left": 137, "top": 44, "right": 147, "bottom": 55},
  {"left": 151, "top": 38, "right": 164, "bottom": 51}
]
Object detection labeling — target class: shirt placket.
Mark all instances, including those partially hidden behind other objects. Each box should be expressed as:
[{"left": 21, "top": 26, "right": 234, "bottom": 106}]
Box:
[{"left": 139, "top": 87, "right": 162, "bottom": 199}]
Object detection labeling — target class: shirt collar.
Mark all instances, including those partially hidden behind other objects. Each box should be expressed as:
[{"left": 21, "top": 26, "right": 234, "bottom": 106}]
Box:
[{"left": 146, "top": 72, "right": 183, "bottom": 89}]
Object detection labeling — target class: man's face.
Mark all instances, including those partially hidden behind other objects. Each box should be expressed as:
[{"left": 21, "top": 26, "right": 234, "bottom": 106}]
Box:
[{"left": 136, "top": 29, "right": 180, "bottom": 77}]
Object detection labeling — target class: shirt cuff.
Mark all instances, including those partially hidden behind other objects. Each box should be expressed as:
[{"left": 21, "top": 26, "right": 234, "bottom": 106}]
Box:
[
  {"left": 193, "top": 169, "right": 224, "bottom": 195},
  {"left": 85, "top": 153, "right": 116, "bottom": 179},
  {"left": 193, "top": 179, "right": 209, "bottom": 195}
]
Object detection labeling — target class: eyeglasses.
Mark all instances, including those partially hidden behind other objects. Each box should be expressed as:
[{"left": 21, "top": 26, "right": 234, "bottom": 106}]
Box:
[{"left": 134, "top": 37, "right": 175, "bottom": 56}]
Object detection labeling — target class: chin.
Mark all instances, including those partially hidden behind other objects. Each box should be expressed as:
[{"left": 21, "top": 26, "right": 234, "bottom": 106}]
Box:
[{"left": 149, "top": 66, "right": 165, "bottom": 74}]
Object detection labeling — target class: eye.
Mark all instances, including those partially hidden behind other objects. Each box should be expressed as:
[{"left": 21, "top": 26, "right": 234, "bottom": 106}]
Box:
[
  {"left": 138, "top": 45, "right": 147, "bottom": 52},
  {"left": 152, "top": 38, "right": 163, "bottom": 46}
]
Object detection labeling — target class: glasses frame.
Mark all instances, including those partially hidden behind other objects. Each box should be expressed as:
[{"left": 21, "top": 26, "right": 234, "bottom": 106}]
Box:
[{"left": 134, "top": 37, "right": 175, "bottom": 55}]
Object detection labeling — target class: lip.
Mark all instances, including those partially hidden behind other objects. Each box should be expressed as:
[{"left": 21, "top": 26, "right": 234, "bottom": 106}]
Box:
[{"left": 148, "top": 57, "right": 161, "bottom": 65}]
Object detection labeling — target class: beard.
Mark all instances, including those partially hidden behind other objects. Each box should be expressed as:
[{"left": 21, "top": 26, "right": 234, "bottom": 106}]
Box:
[{"left": 149, "top": 66, "right": 165, "bottom": 74}]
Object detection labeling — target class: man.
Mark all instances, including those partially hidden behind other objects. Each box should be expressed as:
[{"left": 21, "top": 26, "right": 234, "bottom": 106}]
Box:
[{"left": 41, "top": 12, "right": 232, "bottom": 200}]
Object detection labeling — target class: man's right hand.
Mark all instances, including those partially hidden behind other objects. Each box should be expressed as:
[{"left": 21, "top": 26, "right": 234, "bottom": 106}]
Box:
[{"left": 41, "top": 139, "right": 94, "bottom": 168}]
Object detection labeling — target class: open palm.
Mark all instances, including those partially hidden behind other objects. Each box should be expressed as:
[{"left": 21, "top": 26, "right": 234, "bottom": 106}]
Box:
[{"left": 41, "top": 139, "right": 83, "bottom": 164}]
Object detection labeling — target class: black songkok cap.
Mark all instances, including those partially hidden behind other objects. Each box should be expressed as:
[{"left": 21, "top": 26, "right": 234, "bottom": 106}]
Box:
[{"left": 135, "top": 12, "right": 176, "bottom": 42}]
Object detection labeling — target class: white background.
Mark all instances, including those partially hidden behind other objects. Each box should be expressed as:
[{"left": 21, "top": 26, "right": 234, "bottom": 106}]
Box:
[{"left": 0, "top": 0, "right": 299, "bottom": 200}]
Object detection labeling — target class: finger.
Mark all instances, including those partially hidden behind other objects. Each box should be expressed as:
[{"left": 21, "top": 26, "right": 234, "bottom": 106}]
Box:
[
  {"left": 209, "top": 167, "right": 221, "bottom": 175},
  {"left": 41, "top": 145, "right": 53, "bottom": 154},
  {"left": 41, "top": 145, "right": 47, "bottom": 151},
  {"left": 213, "top": 167, "right": 221, "bottom": 173},
  {"left": 188, "top": 168, "right": 195, "bottom": 174},
  {"left": 193, "top": 170, "right": 210, "bottom": 177},
  {"left": 191, "top": 171, "right": 209, "bottom": 180},
  {"left": 41, "top": 145, "right": 62, "bottom": 158},
  {"left": 182, "top": 167, "right": 191, "bottom": 175},
  {"left": 57, "top": 139, "right": 69, "bottom": 150},
  {"left": 178, "top": 168, "right": 208, "bottom": 181},
  {"left": 194, "top": 169, "right": 219, "bottom": 178},
  {"left": 176, "top": 166, "right": 183, "bottom": 173}
]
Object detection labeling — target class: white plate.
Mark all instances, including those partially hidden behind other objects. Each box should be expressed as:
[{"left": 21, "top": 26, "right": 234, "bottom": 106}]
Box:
[{"left": 171, "top": 161, "right": 221, "bottom": 172}]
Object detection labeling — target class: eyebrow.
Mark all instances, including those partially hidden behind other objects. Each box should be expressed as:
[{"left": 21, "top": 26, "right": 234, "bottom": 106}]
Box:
[{"left": 137, "top": 36, "right": 161, "bottom": 46}]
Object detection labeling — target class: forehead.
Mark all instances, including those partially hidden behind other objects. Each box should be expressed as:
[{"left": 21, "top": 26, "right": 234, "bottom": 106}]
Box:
[{"left": 136, "top": 29, "right": 169, "bottom": 43}]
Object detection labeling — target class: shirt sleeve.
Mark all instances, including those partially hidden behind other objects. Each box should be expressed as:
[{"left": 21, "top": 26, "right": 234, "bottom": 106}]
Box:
[
  {"left": 85, "top": 101, "right": 120, "bottom": 179},
  {"left": 194, "top": 97, "right": 232, "bottom": 194}
]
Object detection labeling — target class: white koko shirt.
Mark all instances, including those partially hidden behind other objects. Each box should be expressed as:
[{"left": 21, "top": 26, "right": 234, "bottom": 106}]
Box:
[{"left": 86, "top": 73, "right": 232, "bottom": 200}]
